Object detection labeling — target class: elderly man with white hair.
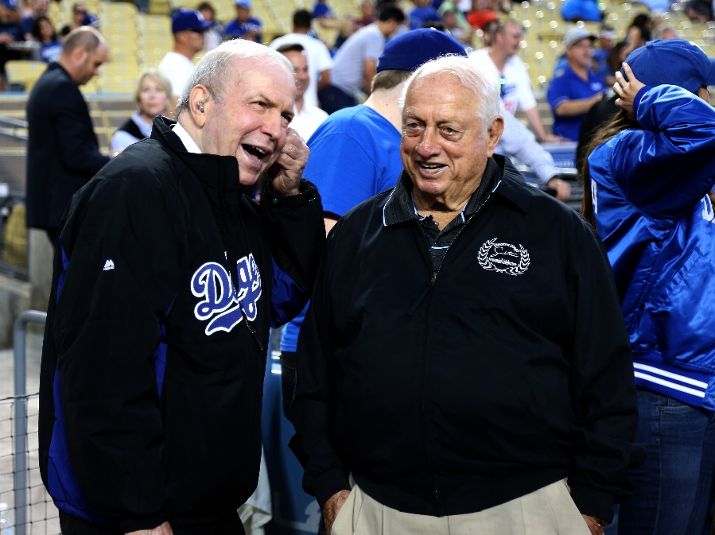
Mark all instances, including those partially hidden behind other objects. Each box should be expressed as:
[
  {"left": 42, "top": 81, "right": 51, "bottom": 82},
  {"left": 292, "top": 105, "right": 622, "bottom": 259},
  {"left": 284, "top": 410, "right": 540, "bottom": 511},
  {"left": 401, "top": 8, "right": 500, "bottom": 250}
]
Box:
[
  {"left": 39, "top": 39, "right": 324, "bottom": 535},
  {"left": 291, "top": 55, "right": 640, "bottom": 535}
]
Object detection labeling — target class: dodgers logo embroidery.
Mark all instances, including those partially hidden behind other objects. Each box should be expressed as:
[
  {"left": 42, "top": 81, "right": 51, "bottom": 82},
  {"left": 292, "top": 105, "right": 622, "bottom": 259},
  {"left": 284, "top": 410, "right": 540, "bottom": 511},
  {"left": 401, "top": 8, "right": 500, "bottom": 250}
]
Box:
[
  {"left": 191, "top": 253, "right": 262, "bottom": 336},
  {"left": 477, "top": 238, "right": 530, "bottom": 276}
]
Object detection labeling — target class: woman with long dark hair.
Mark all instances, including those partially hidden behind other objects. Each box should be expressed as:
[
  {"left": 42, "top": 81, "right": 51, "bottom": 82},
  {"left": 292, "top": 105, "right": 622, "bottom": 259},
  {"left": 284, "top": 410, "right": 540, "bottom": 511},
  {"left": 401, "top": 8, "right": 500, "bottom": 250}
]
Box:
[{"left": 582, "top": 40, "right": 715, "bottom": 534}]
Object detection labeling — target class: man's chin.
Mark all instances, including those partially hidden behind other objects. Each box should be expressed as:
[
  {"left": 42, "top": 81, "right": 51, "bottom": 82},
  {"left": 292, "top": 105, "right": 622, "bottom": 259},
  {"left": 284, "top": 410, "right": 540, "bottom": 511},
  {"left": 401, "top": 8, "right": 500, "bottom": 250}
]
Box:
[{"left": 238, "top": 174, "right": 259, "bottom": 186}]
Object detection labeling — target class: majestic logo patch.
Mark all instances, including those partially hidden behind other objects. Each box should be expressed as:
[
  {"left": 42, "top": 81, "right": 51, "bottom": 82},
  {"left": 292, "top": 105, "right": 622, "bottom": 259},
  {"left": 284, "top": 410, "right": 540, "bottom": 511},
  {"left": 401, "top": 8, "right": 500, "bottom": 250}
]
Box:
[
  {"left": 103, "top": 259, "right": 115, "bottom": 271},
  {"left": 191, "top": 253, "right": 262, "bottom": 335},
  {"left": 478, "top": 238, "right": 530, "bottom": 276}
]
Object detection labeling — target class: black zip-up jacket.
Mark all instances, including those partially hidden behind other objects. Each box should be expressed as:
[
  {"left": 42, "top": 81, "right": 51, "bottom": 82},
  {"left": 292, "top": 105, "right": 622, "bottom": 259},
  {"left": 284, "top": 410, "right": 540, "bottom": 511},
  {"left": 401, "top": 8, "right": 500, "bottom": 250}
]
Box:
[
  {"left": 292, "top": 156, "right": 639, "bottom": 523},
  {"left": 38, "top": 117, "right": 324, "bottom": 532}
]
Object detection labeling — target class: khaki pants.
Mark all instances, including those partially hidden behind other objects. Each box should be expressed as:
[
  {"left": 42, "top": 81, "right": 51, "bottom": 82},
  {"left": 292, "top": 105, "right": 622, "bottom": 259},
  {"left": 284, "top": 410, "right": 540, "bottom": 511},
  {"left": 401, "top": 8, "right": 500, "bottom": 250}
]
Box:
[{"left": 331, "top": 479, "right": 591, "bottom": 535}]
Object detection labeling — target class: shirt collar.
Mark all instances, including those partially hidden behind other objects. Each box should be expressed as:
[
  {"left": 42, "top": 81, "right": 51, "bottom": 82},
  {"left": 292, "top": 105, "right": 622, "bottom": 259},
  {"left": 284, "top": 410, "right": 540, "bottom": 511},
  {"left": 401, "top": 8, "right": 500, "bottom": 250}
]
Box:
[
  {"left": 172, "top": 122, "right": 202, "bottom": 154},
  {"left": 383, "top": 157, "right": 504, "bottom": 228}
]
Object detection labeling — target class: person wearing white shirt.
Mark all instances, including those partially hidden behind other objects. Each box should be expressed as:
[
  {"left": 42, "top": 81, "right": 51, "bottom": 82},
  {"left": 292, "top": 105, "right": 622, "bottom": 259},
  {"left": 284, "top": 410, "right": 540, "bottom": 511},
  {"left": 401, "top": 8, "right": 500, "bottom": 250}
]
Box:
[
  {"left": 158, "top": 9, "right": 210, "bottom": 113},
  {"left": 472, "top": 20, "right": 561, "bottom": 142},
  {"left": 277, "top": 43, "right": 328, "bottom": 141},
  {"left": 270, "top": 9, "right": 333, "bottom": 109}
]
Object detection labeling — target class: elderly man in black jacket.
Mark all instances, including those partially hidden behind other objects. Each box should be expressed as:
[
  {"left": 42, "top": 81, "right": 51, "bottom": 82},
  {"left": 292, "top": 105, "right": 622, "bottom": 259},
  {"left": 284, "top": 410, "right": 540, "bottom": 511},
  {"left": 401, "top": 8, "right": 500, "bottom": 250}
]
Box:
[
  {"left": 25, "top": 26, "right": 110, "bottom": 246},
  {"left": 38, "top": 39, "right": 324, "bottom": 535},
  {"left": 291, "top": 55, "right": 640, "bottom": 535}
]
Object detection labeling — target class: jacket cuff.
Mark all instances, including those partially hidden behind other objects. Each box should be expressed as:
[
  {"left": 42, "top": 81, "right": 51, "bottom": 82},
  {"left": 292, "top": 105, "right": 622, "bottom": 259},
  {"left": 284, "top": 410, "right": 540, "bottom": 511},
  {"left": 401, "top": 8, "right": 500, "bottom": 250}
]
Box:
[
  {"left": 313, "top": 468, "right": 351, "bottom": 510},
  {"left": 118, "top": 512, "right": 167, "bottom": 533},
  {"left": 569, "top": 484, "right": 615, "bottom": 523},
  {"left": 632, "top": 85, "right": 650, "bottom": 122},
  {"left": 262, "top": 179, "right": 320, "bottom": 206}
]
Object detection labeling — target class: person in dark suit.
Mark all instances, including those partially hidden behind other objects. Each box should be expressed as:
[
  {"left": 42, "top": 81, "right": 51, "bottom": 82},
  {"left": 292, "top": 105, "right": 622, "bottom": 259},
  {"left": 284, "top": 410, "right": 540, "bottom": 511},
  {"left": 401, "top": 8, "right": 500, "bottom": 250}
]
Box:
[{"left": 25, "top": 25, "right": 110, "bottom": 246}]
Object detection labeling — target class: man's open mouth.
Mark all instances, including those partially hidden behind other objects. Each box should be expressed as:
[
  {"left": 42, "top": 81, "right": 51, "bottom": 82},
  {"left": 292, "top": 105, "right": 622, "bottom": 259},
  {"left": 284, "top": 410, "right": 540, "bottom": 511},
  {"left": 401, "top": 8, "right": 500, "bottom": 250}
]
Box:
[{"left": 243, "top": 144, "right": 268, "bottom": 159}]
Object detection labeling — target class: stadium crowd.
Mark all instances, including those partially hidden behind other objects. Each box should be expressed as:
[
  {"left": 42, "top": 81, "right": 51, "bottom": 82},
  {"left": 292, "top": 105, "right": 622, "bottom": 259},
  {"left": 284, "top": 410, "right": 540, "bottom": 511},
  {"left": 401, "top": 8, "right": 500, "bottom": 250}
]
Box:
[{"left": 7, "top": 0, "right": 715, "bottom": 533}]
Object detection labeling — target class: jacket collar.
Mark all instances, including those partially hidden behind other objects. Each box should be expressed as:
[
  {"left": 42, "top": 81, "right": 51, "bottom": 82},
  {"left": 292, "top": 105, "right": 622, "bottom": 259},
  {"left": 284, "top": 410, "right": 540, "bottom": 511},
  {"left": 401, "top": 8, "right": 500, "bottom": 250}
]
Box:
[
  {"left": 152, "top": 116, "right": 250, "bottom": 206},
  {"left": 382, "top": 154, "right": 530, "bottom": 227}
]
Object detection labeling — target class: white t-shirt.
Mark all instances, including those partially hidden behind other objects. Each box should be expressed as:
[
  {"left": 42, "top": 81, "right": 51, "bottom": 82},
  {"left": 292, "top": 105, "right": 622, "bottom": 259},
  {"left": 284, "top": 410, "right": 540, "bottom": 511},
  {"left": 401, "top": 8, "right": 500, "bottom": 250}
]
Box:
[
  {"left": 270, "top": 33, "right": 334, "bottom": 108},
  {"left": 470, "top": 48, "right": 536, "bottom": 115},
  {"left": 290, "top": 103, "right": 328, "bottom": 142},
  {"left": 331, "top": 24, "right": 385, "bottom": 97},
  {"left": 158, "top": 51, "right": 196, "bottom": 98}
]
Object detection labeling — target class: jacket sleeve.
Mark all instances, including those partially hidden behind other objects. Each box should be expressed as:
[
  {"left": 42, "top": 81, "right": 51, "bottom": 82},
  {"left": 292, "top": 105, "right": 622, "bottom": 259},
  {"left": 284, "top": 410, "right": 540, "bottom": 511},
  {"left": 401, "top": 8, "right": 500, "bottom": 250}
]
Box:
[
  {"left": 53, "top": 83, "right": 111, "bottom": 176},
  {"left": 260, "top": 179, "right": 325, "bottom": 327},
  {"left": 565, "top": 216, "right": 642, "bottom": 522},
  {"left": 610, "top": 84, "right": 715, "bottom": 216},
  {"left": 496, "top": 108, "right": 558, "bottom": 184},
  {"left": 289, "top": 222, "right": 351, "bottom": 508},
  {"left": 51, "top": 168, "right": 182, "bottom": 532}
]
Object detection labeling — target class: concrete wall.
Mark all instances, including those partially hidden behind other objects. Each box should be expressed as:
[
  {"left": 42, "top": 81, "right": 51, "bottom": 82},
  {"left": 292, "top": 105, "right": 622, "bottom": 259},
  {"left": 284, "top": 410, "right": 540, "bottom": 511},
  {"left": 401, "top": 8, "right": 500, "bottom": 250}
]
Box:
[
  {"left": 28, "top": 228, "right": 52, "bottom": 313},
  {"left": 0, "top": 271, "right": 30, "bottom": 348},
  {"left": 0, "top": 229, "right": 51, "bottom": 349}
]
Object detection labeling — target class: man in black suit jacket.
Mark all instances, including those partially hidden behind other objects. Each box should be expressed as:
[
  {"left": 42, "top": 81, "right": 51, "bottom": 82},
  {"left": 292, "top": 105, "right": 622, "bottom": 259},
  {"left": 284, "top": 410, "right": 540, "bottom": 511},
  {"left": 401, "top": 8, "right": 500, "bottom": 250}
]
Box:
[{"left": 25, "top": 26, "right": 110, "bottom": 246}]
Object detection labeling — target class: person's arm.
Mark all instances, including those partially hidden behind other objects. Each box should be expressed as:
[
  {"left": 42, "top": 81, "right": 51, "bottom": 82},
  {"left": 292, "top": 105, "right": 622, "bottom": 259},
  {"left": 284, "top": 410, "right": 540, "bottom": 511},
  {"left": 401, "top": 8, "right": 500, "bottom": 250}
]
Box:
[
  {"left": 497, "top": 109, "right": 572, "bottom": 199},
  {"left": 609, "top": 63, "right": 715, "bottom": 215},
  {"left": 323, "top": 216, "right": 338, "bottom": 235},
  {"left": 554, "top": 92, "right": 602, "bottom": 116},
  {"left": 54, "top": 84, "right": 111, "bottom": 175},
  {"left": 289, "top": 222, "right": 352, "bottom": 526},
  {"left": 566, "top": 216, "right": 641, "bottom": 525},
  {"left": 260, "top": 128, "right": 325, "bottom": 326},
  {"left": 110, "top": 130, "right": 139, "bottom": 155},
  {"left": 315, "top": 41, "right": 334, "bottom": 93},
  {"left": 362, "top": 57, "right": 377, "bottom": 95},
  {"left": 318, "top": 69, "right": 331, "bottom": 91},
  {"left": 52, "top": 168, "right": 182, "bottom": 532},
  {"left": 126, "top": 523, "right": 174, "bottom": 535},
  {"left": 523, "top": 106, "right": 561, "bottom": 142}
]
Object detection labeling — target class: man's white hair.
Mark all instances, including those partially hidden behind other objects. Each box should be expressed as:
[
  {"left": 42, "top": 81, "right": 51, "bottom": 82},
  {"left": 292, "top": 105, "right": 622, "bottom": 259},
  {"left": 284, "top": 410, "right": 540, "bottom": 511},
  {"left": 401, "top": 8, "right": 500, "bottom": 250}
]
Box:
[
  {"left": 399, "top": 55, "right": 501, "bottom": 130},
  {"left": 176, "top": 38, "right": 293, "bottom": 116}
]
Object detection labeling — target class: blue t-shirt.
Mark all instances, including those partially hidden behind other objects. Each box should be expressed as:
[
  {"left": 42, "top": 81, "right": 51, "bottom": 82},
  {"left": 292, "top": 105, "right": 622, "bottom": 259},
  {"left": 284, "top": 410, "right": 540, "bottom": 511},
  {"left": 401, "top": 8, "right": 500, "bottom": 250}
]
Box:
[
  {"left": 592, "top": 48, "right": 611, "bottom": 80},
  {"left": 39, "top": 40, "right": 62, "bottom": 63},
  {"left": 20, "top": 15, "right": 34, "bottom": 37},
  {"left": 547, "top": 64, "right": 604, "bottom": 141},
  {"left": 224, "top": 17, "right": 262, "bottom": 42},
  {"left": 281, "top": 105, "right": 402, "bottom": 352}
]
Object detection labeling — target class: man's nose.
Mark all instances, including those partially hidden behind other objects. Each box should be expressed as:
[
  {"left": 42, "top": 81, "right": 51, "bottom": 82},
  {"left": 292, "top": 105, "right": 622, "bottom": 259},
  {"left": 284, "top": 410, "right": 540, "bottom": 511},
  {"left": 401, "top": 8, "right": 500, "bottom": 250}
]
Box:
[
  {"left": 262, "top": 110, "right": 283, "bottom": 139},
  {"left": 416, "top": 128, "right": 439, "bottom": 158}
]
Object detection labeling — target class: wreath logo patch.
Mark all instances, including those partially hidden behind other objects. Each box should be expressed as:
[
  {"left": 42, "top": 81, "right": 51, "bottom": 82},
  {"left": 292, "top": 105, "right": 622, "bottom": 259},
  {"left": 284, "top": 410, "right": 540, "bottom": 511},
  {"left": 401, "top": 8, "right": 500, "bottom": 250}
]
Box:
[{"left": 477, "top": 238, "right": 530, "bottom": 276}]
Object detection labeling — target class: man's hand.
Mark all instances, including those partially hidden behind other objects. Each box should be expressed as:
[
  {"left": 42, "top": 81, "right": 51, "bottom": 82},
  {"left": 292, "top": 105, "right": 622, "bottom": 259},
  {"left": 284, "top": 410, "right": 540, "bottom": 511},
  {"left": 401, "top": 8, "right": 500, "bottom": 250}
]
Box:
[
  {"left": 547, "top": 177, "right": 572, "bottom": 201},
  {"left": 613, "top": 62, "right": 645, "bottom": 116},
  {"left": 323, "top": 489, "right": 351, "bottom": 535},
  {"left": 582, "top": 515, "right": 605, "bottom": 535},
  {"left": 126, "top": 521, "right": 173, "bottom": 535},
  {"left": 540, "top": 133, "right": 566, "bottom": 143},
  {"left": 271, "top": 128, "right": 309, "bottom": 197}
]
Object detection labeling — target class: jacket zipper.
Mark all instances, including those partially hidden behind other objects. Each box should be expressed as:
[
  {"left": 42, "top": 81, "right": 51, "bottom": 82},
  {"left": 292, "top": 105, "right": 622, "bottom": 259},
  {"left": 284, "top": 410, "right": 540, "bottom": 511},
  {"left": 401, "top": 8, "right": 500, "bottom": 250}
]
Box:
[
  {"left": 418, "top": 190, "right": 494, "bottom": 513},
  {"left": 429, "top": 191, "right": 494, "bottom": 286}
]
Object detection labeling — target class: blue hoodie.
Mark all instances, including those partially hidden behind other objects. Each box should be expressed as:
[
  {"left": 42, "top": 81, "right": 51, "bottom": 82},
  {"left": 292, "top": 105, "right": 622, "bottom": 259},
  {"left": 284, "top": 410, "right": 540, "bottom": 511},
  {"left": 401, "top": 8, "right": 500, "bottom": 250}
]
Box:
[{"left": 588, "top": 84, "right": 715, "bottom": 411}]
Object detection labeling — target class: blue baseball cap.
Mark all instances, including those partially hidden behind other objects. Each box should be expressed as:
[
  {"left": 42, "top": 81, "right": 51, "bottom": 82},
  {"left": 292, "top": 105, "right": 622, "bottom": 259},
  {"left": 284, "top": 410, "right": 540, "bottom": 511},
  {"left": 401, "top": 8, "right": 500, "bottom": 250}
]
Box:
[
  {"left": 377, "top": 28, "right": 467, "bottom": 73},
  {"left": 172, "top": 8, "right": 211, "bottom": 33},
  {"left": 0, "top": 0, "right": 17, "bottom": 10},
  {"left": 624, "top": 39, "right": 715, "bottom": 93},
  {"left": 235, "top": 0, "right": 251, "bottom": 8}
]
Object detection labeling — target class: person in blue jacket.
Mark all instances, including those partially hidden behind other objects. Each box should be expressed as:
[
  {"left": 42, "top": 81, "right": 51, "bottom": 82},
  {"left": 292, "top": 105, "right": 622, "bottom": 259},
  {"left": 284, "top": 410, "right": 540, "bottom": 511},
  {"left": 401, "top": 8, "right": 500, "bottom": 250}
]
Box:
[{"left": 583, "top": 39, "right": 715, "bottom": 534}]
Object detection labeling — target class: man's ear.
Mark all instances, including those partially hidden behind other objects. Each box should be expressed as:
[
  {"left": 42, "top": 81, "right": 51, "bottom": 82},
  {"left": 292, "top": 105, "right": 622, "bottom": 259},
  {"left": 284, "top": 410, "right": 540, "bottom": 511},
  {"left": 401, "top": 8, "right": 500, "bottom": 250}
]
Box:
[
  {"left": 188, "top": 84, "right": 210, "bottom": 127},
  {"left": 72, "top": 46, "right": 88, "bottom": 67},
  {"left": 486, "top": 116, "right": 504, "bottom": 156}
]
